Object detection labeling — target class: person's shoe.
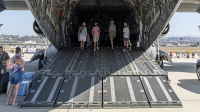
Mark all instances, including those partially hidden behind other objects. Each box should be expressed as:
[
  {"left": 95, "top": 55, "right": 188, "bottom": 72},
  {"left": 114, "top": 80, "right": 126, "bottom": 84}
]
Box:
[
  {"left": 97, "top": 47, "right": 99, "bottom": 50},
  {"left": 12, "top": 103, "right": 18, "bottom": 106},
  {"left": 94, "top": 49, "right": 96, "bottom": 51},
  {"left": 112, "top": 47, "right": 114, "bottom": 49},
  {"left": 123, "top": 48, "right": 127, "bottom": 51},
  {"left": 5, "top": 102, "right": 11, "bottom": 106}
]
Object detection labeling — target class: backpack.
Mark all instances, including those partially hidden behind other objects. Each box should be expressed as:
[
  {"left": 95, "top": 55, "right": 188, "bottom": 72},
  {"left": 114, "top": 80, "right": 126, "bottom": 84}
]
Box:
[
  {"left": 6, "top": 57, "right": 15, "bottom": 70},
  {"left": 23, "top": 72, "right": 36, "bottom": 81}
]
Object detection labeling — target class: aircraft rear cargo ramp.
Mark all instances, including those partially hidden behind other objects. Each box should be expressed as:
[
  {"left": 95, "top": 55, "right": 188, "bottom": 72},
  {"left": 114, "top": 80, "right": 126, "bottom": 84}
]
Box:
[{"left": 21, "top": 47, "right": 182, "bottom": 108}]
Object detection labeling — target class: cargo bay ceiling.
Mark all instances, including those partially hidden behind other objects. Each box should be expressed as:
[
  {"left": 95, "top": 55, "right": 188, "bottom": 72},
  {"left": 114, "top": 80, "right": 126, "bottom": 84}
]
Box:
[
  {"left": 2, "top": 0, "right": 200, "bottom": 12},
  {"left": 77, "top": 0, "right": 128, "bottom": 13}
]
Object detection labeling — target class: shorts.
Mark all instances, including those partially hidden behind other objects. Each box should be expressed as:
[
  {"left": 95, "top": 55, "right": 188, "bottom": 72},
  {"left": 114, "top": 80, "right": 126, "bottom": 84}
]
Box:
[
  {"left": 78, "top": 35, "right": 86, "bottom": 42},
  {"left": 109, "top": 31, "right": 115, "bottom": 40},
  {"left": 10, "top": 70, "right": 23, "bottom": 85},
  {"left": 123, "top": 37, "right": 129, "bottom": 41},
  {"left": 93, "top": 36, "right": 99, "bottom": 42}
]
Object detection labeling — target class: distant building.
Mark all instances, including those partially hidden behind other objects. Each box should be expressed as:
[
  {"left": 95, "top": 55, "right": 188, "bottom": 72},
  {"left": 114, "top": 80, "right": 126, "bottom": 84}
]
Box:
[
  {"left": 180, "top": 40, "right": 190, "bottom": 47},
  {"left": 25, "top": 40, "right": 36, "bottom": 44}
]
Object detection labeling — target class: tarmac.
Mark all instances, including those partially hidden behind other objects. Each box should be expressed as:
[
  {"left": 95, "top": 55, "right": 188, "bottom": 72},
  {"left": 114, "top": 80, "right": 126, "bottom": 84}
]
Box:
[{"left": 0, "top": 53, "right": 200, "bottom": 112}]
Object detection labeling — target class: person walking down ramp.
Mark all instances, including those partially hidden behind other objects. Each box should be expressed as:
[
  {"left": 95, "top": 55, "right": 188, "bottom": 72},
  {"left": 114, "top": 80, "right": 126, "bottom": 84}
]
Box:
[
  {"left": 78, "top": 22, "right": 87, "bottom": 51},
  {"left": 92, "top": 23, "right": 100, "bottom": 51},
  {"left": 123, "top": 23, "right": 130, "bottom": 51},
  {"left": 109, "top": 20, "right": 116, "bottom": 49}
]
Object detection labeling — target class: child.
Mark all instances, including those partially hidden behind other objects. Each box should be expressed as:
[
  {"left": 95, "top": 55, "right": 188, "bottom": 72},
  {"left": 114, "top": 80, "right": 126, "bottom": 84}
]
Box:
[
  {"left": 123, "top": 23, "right": 130, "bottom": 51},
  {"left": 86, "top": 34, "right": 91, "bottom": 46}
]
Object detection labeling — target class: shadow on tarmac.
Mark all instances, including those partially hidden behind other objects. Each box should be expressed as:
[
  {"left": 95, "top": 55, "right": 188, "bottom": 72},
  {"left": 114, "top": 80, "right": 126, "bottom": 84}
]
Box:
[
  {"left": 177, "top": 79, "right": 200, "bottom": 94},
  {"left": 164, "top": 62, "right": 196, "bottom": 74}
]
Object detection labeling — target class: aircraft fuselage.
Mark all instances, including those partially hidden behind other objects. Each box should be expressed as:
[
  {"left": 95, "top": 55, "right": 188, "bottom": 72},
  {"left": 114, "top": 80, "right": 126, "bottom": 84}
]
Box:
[{"left": 25, "top": 0, "right": 182, "bottom": 50}]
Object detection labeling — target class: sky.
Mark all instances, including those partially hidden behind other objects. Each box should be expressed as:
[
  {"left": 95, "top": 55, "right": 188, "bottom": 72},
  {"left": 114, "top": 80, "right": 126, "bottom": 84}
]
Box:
[{"left": 0, "top": 11, "right": 200, "bottom": 37}]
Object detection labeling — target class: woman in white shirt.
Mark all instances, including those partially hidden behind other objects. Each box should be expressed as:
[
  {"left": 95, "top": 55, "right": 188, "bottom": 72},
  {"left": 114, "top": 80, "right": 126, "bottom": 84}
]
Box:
[{"left": 78, "top": 22, "right": 87, "bottom": 51}]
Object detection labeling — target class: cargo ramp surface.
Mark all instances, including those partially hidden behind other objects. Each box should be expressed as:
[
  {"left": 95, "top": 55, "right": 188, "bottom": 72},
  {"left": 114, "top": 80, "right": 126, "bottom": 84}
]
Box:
[{"left": 21, "top": 47, "right": 182, "bottom": 108}]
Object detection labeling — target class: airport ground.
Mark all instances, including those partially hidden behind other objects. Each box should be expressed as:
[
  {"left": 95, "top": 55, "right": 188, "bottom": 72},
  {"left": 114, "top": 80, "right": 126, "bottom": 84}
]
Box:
[
  {"left": 3, "top": 45, "right": 200, "bottom": 53},
  {"left": 0, "top": 53, "right": 200, "bottom": 112},
  {"left": 160, "top": 47, "right": 200, "bottom": 53}
]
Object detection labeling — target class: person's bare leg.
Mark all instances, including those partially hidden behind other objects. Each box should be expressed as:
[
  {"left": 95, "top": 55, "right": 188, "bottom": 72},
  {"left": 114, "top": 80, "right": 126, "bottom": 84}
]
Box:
[
  {"left": 80, "top": 42, "right": 82, "bottom": 49},
  {"left": 94, "top": 42, "right": 96, "bottom": 49},
  {"left": 12, "top": 83, "right": 20, "bottom": 105},
  {"left": 111, "top": 39, "right": 113, "bottom": 47},
  {"left": 82, "top": 41, "right": 85, "bottom": 49},
  {"left": 97, "top": 42, "right": 99, "bottom": 48},
  {"left": 81, "top": 41, "right": 83, "bottom": 49},
  {"left": 6, "top": 84, "right": 14, "bottom": 105}
]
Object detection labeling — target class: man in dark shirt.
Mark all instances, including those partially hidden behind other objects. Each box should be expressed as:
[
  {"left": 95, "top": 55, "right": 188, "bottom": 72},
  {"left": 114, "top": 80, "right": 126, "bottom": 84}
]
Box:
[
  {"left": 0, "top": 46, "right": 10, "bottom": 74},
  {"left": 66, "top": 20, "right": 73, "bottom": 46}
]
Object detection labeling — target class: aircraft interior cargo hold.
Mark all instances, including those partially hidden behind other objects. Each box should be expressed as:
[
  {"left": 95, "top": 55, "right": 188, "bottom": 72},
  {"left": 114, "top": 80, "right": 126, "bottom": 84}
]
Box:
[{"left": 25, "top": 0, "right": 182, "bottom": 50}]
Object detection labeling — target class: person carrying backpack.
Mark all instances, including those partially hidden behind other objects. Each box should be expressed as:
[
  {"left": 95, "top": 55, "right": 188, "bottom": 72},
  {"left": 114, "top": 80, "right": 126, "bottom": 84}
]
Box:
[{"left": 5, "top": 47, "right": 25, "bottom": 106}]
